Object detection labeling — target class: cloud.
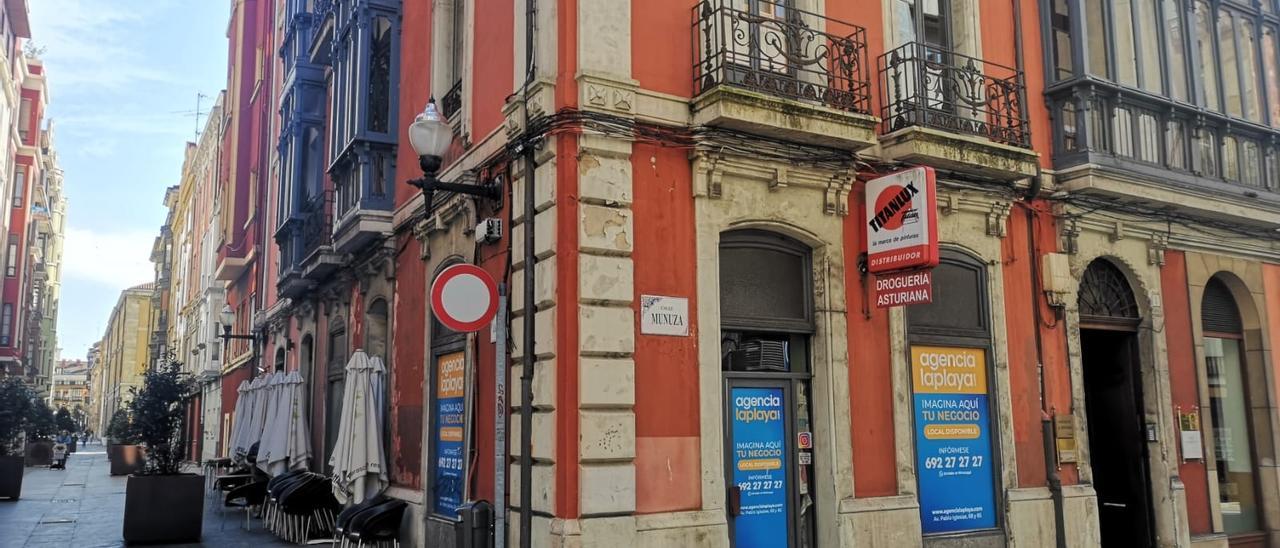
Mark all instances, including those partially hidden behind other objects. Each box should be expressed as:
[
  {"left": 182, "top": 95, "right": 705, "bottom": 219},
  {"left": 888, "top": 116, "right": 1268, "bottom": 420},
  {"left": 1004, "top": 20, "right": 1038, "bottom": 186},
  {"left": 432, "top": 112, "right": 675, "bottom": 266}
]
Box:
[
  {"left": 28, "top": 0, "right": 192, "bottom": 92},
  {"left": 62, "top": 226, "right": 155, "bottom": 290}
]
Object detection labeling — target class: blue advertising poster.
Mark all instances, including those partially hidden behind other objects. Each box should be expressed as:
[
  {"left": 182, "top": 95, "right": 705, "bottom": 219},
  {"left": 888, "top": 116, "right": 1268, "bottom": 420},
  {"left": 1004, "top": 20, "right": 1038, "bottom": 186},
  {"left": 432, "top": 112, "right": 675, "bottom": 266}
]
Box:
[
  {"left": 433, "top": 351, "right": 467, "bottom": 517},
  {"left": 911, "top": 346, "right": 997, "bottom": 534},
  {"left": 730, "top": 386, "right": 790, "bottom": 548}
]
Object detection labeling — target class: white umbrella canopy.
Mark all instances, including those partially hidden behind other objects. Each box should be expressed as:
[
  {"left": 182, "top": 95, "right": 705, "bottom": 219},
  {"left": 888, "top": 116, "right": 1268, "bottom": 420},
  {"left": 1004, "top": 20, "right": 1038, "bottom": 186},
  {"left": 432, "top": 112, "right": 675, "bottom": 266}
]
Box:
[
  {"left": 234, "top": 374, "right": 270, "bottom": 462},
  {"left": 329, "top": 350, "right": 389, "bottom": 505},
  {"left": 248, "top": 373, "right": 277, "bottom": 460},
  {"left": 284, "top": 371, "right": 312, "bottom": 472},
  {"left": 228, "top": 380, "right": 250, "bottom": 459},
  {"left": 256, "top": 372, "right": 289, "bottom": 474}
]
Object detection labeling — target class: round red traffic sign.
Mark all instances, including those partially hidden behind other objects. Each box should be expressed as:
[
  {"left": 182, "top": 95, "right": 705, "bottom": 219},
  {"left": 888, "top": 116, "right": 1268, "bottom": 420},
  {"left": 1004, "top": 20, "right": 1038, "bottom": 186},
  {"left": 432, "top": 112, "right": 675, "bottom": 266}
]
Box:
[{"left": 430, "top": 264, "right": 499, "bottom": 332}]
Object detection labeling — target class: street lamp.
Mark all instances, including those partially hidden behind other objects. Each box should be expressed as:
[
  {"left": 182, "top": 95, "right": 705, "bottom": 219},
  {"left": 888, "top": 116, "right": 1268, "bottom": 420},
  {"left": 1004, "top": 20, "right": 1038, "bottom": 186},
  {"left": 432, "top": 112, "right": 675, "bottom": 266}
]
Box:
[
  {"left": 218, "top": 304, "right": 260, "bottom": 379},
  {"left": 405, "top": 98, "right": 500, "bottom": 206}
]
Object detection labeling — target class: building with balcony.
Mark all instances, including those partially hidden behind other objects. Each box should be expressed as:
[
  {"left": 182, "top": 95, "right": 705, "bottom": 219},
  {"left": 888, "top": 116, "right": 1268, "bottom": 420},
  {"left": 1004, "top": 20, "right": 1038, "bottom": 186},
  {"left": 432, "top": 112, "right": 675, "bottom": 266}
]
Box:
[{"left": 23, "top": 120, "right": 63, "bottom": 400}]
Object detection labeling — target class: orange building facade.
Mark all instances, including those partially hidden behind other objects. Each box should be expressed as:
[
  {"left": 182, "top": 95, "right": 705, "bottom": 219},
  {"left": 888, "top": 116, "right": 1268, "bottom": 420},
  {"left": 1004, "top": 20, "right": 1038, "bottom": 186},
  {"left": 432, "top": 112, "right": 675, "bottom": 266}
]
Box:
[{"left": 396, "top": 0, "right": 1280, "bottom": 547}]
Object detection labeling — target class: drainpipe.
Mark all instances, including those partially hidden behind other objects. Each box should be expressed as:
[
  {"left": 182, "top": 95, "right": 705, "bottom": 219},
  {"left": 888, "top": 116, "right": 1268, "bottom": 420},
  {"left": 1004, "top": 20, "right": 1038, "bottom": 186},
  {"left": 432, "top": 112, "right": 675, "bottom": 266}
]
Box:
[
  {"left": 518, "top": 0, "right": 537, "bottom": 545},
  {"left": 1025, "top": 204, "right": 1066, "bottom": 548}
]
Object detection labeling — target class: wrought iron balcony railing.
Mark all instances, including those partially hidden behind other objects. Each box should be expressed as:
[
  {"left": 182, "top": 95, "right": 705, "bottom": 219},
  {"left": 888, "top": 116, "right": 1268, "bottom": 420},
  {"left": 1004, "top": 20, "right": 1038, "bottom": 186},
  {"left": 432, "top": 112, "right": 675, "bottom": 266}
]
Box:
[
  {"left": 300, "top": 189, "right": 334, "bottom": 260},
  {"left": 879, "top": 42, "right": 1030, "bottom": 148},
  {"left": 692, "top": 0, "right": 872, "bottom": 114},
  {"left": 442, "top": 80, "right": 462, "bottom": 120}
]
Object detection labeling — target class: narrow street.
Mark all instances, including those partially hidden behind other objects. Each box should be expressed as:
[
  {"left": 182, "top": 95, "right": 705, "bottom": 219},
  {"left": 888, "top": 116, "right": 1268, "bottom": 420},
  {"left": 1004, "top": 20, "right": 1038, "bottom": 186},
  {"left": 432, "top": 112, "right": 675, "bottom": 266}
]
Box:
[{"left": 0, "top": 443, "right": 291, "bottom": 547}]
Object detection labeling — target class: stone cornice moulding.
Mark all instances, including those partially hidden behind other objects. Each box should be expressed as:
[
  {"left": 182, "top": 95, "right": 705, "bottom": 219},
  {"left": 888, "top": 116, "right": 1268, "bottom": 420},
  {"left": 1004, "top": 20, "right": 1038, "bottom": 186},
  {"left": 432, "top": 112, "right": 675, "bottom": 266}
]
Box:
[{"left": 1065, "top": 206, "right": 1280, "bottom": 262}]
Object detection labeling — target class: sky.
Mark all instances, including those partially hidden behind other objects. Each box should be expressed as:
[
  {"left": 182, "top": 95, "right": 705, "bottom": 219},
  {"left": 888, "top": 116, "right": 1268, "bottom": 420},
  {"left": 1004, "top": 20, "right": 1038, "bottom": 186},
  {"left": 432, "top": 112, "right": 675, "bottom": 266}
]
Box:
[{"left": 29, "top": 0, "right": 229, "bottom": 360}]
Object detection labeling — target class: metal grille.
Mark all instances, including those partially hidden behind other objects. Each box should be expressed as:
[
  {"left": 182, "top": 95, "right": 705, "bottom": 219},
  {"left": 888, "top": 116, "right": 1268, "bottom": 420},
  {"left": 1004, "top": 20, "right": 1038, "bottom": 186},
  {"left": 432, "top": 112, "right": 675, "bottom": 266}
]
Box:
[
  {"left": 1077, "top": 259, "right": 1139, "bottom": 320},
  {"left": 692, "top": 0, "right": 872, "bottom": 114},
  {"left": 879, "top": 42, "right": 1030, "bottom": 147}
]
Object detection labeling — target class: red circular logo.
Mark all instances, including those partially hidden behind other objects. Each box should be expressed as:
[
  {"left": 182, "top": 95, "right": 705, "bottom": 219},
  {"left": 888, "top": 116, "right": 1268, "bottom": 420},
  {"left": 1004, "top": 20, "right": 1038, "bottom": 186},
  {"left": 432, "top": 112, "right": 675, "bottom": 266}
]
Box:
[{"left": 873, "top": 184, "right": 912, "bottom": 231}]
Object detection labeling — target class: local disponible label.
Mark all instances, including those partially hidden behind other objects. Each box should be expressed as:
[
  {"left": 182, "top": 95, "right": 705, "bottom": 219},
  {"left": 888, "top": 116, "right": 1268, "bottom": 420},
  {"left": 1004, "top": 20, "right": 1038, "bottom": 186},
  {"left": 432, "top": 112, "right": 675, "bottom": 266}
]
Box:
[
  {"left": 875, "top": 269, "right": 933, "bottom": 308},
  {"left": 730, "top": 387, "right": 789, "bottom": 548},
  {"left": 640, "top": 295, "right": 689, "bottom": 336},
  {"left": 433, "top": 351, "right": 467, "bottom": 518},
  {"left": 911, "top": 346, "right": 997, "bottom": 534},
  {"left": 865, "top": 167, "right": 939, "bottom": 273}
]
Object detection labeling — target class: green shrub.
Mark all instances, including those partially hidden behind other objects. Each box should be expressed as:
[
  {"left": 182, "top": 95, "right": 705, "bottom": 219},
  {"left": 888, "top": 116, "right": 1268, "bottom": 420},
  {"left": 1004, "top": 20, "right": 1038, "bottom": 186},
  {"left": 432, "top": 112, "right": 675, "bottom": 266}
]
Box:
[{"left": 129, "top": 358, "right": 195, "bottom": 475}]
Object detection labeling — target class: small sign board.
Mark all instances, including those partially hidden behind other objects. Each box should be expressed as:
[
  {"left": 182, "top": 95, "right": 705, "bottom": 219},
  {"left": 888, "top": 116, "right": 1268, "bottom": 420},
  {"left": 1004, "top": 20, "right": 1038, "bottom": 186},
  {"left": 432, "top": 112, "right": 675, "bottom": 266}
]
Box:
[
  {"left": 797, "top": 431, "right": 813, "bottom": 449},
  {"left": 640, "top": 295, "right": 689, "bottom": 336},
  {"left": 865, "top": 167, "right": 939, "bottom": 273},
  {"left": 875, "top": 269, "right": 933, "bottom": 308}
]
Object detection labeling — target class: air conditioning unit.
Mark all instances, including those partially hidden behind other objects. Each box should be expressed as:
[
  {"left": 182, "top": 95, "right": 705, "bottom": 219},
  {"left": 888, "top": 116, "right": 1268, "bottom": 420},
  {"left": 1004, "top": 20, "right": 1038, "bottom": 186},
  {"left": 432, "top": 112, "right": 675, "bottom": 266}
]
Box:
[{"left": 729, "top": 339, "right": 788, "bottom": 372}]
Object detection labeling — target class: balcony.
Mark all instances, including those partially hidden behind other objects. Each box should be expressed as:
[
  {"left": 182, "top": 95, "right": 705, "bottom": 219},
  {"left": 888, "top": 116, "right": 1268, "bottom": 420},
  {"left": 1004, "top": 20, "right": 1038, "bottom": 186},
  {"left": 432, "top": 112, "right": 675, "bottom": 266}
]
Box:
[
  {"left": 877, "top": 42, "right": 1037, "bottom": 181},
  {"left": 691, "top": 0, "right": 877, "bottom": 150},
  {"left": 277, "top": 190, "right": 342, "bottom": 298},
  {"left": 331, "top": 146, "right": 395, "bottom": 255},
  {"left": 1047, "top": 79, "right": 1280, "bottom": 226}
]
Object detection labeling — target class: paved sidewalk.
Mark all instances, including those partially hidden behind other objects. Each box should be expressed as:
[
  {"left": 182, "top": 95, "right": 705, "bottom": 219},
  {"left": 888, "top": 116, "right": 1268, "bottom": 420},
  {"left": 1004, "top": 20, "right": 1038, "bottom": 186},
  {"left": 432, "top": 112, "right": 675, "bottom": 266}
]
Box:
[{"left": 0, "top": 442, "right": 293, "bottom": 547}]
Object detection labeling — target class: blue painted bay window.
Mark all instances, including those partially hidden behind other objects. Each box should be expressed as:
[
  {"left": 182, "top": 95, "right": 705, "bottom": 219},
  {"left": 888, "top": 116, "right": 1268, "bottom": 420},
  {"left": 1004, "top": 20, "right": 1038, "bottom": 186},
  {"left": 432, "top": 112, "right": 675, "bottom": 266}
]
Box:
[{"left": 329, "top": 0, "right": 401, "bottom": 226}]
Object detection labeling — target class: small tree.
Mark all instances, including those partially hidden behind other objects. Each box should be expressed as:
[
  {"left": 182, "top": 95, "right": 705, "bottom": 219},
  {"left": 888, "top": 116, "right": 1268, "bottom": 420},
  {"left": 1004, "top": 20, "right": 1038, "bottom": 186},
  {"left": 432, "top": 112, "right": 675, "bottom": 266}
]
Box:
[
  {"left": 26, "top": 402, "right": 55, "bottom": 441},
  {"left": 55, "top": 407, "right": 76, "bottom": 433},
  {"left": 129, "top": 359, "right": 195, "bottom": 475},
  {"left": 0, "top": 377, "right": 34, "bottom": 456},
  {"left": 105, "top": 408, "right": 137, "bottom": 444}
]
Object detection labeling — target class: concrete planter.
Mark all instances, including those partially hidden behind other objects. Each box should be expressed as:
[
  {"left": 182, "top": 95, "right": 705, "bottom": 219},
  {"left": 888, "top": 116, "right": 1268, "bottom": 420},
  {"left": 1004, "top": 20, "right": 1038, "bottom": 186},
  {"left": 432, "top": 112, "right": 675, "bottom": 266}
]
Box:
[
  {"left": 122, "top": 473, "right": 203, "bottom": 544},
  {"left": 109, "top": 445, "right": 145, "bottom": 476},
  {"left": 0, "top": 455, "right": 22, "bottom": 500},
  {"left": 24, "top": 440, "right": 52, "bottom": 467}
]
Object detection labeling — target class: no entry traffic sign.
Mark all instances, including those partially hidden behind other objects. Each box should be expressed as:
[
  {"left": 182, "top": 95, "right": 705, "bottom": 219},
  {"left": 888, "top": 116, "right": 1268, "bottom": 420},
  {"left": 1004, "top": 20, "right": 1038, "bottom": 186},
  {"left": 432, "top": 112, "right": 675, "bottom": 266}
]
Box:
[{"left": 430, "top": 264, "right": 499, "bottom": 332}]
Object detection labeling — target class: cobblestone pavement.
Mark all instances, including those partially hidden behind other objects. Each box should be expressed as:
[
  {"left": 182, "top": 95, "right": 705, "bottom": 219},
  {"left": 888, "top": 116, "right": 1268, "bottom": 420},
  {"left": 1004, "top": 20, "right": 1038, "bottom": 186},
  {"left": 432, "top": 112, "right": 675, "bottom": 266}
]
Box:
[{"left": 0, "top": 442, "right": 294, "bottom": 547}]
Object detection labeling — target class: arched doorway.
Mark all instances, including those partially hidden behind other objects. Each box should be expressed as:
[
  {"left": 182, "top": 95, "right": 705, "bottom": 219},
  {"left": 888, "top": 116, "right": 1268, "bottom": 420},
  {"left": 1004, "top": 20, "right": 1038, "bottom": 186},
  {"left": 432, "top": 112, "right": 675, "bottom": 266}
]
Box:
[
  {"left": 1201, "top": 277, "right": 1263, "bottom": 546},
  {"left": 718, "top": 229, "right": 817, "bottom": 548},
  {"left": 1078, "top": 258, "right": 1154, "bottom": 547}
]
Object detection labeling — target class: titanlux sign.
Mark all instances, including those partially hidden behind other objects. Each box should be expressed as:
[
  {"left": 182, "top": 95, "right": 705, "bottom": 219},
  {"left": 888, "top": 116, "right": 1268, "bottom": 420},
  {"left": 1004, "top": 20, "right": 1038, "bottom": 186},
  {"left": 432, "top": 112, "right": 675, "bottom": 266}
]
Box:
[{"left": 865, "top": 167, "right": 939, "bottom": 273}]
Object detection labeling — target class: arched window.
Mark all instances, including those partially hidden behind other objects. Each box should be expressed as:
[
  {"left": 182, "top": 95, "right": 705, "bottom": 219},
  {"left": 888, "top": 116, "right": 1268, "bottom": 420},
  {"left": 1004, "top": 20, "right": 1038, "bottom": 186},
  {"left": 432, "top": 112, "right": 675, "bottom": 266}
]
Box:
[
  {"left": 1202, "top": 277, "right": 1260, "bottom": 536},
  {"left": 1077, "top": 258, "right": 1139, "bottom": 326},
  {"left": 324, "top": 321, "right": 348, "bottom": 475}
]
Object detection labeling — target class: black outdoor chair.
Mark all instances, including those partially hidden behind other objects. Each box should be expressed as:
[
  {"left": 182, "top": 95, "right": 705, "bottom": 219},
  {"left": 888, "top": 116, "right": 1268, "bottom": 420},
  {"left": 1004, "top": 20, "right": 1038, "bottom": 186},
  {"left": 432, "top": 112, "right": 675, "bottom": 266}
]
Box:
[
  {"left": 264, "top": 469, "right": 311, "bottom": 535},
  {"left": 277, "top": 473, "right": 340, "bottom": 544},
  {"left": 344, "top": 499, "right": 407, "bottom": 548},
  {"left": 224, "top": 480, "right": 269, "bottom": 531},
  {"left": 331, "top": 494, "right": 389, "bottom": 548}
]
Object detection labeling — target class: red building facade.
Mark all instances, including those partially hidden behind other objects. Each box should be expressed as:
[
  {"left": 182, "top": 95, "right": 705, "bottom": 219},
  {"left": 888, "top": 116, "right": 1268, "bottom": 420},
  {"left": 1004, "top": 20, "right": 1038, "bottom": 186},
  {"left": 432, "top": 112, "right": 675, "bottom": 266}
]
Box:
[{"left": 181, "top": 0, "right": 1280, "bottom": 547}]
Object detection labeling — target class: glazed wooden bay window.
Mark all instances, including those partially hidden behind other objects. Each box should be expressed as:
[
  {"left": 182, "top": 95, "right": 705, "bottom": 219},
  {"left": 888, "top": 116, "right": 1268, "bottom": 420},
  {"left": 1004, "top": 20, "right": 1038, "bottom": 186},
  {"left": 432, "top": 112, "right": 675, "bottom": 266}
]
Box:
[
  {"left": 1045, "top": 0, "right": 1280, "bottom": 192},
  {"left": 328, "top": 0, "right": 400, "bottom": 222}
]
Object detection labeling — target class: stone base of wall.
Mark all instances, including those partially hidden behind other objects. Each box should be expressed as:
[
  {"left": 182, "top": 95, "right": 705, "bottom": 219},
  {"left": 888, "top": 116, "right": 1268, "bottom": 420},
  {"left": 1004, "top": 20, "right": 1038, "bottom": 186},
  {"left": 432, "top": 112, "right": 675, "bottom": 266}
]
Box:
[{"left": 840, "top": 495, "right": 923, "bottom": 548}]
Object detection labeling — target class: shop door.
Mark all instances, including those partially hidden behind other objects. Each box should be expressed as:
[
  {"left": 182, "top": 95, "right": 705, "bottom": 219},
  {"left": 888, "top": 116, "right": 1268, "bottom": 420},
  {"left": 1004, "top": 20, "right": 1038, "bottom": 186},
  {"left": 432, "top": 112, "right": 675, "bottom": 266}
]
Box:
[
  {"left": 1082, "top": 328, "right": 1154, "bottom": 548},
  {"left": 725, "top": 379, "right": 800, "bottom": 548}
]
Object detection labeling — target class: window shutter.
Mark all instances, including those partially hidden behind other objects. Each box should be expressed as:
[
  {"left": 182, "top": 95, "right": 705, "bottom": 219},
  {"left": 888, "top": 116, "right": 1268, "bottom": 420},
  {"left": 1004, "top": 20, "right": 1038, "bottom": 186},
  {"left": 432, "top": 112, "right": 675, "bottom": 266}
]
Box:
[{"left": 1202, "top": 278, "right": 1243, "bottom": 334}]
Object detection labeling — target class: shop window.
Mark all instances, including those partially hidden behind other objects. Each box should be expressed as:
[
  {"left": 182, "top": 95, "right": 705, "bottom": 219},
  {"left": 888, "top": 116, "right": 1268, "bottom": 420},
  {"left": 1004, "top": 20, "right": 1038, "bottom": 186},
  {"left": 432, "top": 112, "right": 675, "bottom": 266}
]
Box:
[
  {"left": 1201, "top": 278, "right": 1261, "bottom": 536},
  {"left": 906, "top": 250, "right": 1000, "bottom": 535},
  {"left": 428, "top": 261, "right": 466, "bottom": 519},
  {"left": 718, "top": 230, "right": 817, "bottom": 547}
]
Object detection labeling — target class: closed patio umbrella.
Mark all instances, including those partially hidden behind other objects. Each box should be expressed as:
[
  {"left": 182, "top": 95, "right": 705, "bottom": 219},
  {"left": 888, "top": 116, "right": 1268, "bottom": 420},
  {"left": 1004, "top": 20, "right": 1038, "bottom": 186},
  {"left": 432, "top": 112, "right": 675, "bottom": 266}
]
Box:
[
  {"left": 260, "top": 371, "right": 310, "bottom": 475},
  {"left": 329, "top": 350, "right": 388, "bottom": 505},
  {"left": 228, "top": 380, "right": 250, "bottom": 459},
  {"left": 256, "top": 371, "right": 289, "bottom": 474}
]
